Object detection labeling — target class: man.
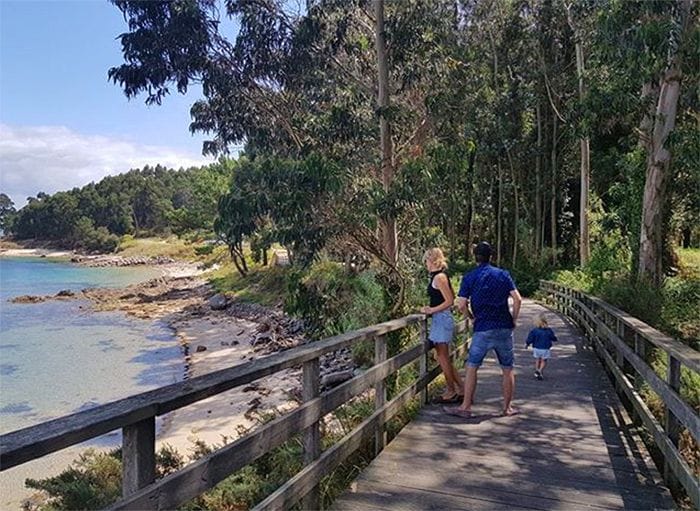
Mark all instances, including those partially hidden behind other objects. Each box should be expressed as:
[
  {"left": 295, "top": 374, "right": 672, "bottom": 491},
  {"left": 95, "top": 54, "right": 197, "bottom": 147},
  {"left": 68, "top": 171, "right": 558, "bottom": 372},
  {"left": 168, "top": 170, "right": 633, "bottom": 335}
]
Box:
[{"left": 445, "top": 241, "right": 522, "bottom": 418}]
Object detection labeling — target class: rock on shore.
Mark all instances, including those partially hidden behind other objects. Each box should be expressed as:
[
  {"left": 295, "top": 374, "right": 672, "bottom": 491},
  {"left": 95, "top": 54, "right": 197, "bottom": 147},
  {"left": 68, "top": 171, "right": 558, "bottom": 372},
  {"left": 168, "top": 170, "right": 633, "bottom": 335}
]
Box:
[{"left": 71, "top": 254, "right": 175, "bottom": 267}]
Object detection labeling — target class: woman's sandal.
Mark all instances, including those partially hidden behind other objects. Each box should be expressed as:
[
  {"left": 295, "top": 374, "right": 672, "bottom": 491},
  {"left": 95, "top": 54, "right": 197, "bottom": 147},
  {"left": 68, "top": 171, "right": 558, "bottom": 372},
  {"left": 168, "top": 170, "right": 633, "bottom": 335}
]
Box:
[
  {"left": 442, "top": 406, "right": 473, "bottom": 418},
  {"left": 432, "top": 393, "right": 464, "bottom": 404}
]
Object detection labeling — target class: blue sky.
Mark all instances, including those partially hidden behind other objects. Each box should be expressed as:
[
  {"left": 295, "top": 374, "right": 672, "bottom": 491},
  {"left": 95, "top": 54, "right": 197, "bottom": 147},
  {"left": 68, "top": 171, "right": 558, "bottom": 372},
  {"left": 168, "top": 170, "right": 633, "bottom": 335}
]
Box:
[{"left": 0, "top": 0, "right": 218, "bottom": 206}]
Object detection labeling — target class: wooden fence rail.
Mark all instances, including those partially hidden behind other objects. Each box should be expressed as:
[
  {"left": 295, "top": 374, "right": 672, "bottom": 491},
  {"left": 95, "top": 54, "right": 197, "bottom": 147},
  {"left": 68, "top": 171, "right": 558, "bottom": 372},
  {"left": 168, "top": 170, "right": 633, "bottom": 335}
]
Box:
[
  {"left": 540, "top": 280, "right": 700, "bottom": 508},
  {"left": 1, "top": 313, "right": 468, "bottom": 510}
]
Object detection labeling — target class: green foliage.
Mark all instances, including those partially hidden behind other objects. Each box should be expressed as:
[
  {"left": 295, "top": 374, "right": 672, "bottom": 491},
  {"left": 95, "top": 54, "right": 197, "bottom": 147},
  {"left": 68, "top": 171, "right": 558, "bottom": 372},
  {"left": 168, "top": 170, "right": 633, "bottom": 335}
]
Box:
[
  {"left": 72, "top": 217, "right": 120, "bottom": 253},
  {"left": 215, "top": 154, "right": 344, "bottom": 275},
  {"left": 0, "top": 192, "right": 16, "bottom": 232},
  {"left": 658, "top": 276, "right": 700, "bottom": 346},
  {"left": 8, "top": 164, "right": 231, "bottom": 252},
  {"left": 25, "top": 449, "right": 122, "bottom": 510},
  {"left": 285, "top": 260, "right": 386, "bottom": 342},
  {"left": 507, "top": 257, "right": 554, "bottom": 297},
  {"left": 209, "top": 263, "right": 289, "bottom": 307}
]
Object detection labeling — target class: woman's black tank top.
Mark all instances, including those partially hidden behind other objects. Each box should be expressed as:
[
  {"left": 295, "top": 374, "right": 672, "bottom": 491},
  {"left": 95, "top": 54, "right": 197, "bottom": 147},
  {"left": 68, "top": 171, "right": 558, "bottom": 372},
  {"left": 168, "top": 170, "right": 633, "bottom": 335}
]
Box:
[{"left": 428, "top": 270, "right": 448, "bottom": 307}]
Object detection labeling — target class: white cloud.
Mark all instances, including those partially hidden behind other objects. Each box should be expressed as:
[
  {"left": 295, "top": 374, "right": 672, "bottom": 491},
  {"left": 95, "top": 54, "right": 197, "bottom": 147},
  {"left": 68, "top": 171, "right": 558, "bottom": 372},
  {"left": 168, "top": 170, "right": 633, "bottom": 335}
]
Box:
[{"left": 0, "top": 124, "right": 214, "bottom": 207}]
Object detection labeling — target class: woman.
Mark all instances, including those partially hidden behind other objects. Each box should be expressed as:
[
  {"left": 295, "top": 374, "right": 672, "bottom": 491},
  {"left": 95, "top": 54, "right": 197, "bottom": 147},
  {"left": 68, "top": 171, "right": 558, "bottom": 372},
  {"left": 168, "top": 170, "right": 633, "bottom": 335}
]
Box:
[{"left": 421, "top": 248, "right": 464, "bottom": 403}]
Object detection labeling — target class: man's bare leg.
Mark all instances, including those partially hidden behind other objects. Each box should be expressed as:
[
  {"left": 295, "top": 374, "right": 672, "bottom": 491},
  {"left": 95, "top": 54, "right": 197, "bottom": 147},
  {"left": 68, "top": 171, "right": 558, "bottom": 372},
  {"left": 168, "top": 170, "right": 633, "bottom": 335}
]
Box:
[
  {"left": 459, "top": 366, "right": 478, "bottom": 411},
  {"left": 502, "top": 368, "right": 515, "bottom": 415}
]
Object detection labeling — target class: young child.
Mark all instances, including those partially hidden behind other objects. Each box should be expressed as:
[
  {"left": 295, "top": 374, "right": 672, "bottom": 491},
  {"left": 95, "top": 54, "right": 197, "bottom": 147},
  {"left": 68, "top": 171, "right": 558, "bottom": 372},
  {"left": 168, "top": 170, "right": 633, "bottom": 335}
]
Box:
[{"left": 525, "top": 314, "right": 558, "bottom": 380}]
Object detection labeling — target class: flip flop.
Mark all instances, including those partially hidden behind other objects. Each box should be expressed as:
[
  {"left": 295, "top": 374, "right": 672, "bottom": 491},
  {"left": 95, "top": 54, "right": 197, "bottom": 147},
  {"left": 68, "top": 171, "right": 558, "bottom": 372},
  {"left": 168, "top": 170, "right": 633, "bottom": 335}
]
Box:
[
  {"left": 502, "top": 408, "right": 519, "bottom": 417},
  {"left": 432, "top": 394, "right": 464, "bottom": 404},
  {"left": 442, "top": 406, "right": 473, "bottom": 419}
]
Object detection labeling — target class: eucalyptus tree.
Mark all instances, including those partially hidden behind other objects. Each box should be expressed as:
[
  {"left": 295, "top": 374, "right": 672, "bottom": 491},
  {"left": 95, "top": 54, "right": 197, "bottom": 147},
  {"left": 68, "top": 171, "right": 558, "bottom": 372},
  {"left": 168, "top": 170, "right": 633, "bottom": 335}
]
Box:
[
  {"left": 593, "top": 0, "right": 699, "bottom": 285},
  {"left": 109, "top": 0, "right": 469, "bottom": 310}
]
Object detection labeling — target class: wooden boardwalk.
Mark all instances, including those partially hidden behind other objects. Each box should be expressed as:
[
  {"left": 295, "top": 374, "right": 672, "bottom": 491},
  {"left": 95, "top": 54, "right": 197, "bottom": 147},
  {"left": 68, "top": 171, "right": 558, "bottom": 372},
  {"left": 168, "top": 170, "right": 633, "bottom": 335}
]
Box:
[{"left": 334, "top": 300, "right": 674, "bottom": 511}]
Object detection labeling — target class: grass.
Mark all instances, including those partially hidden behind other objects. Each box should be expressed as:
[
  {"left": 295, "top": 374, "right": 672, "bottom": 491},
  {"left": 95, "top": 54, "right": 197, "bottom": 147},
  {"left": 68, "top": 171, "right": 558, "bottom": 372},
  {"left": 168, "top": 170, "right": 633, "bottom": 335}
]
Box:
[
  {"left": 678, "top": 247, "right": 700, "bottom": 278},
  {"left": 116, "top": 236, "right": 198, "bottom": 260},
  {"left": 207, "top": 262, "right": 289, "bottom": 307}
]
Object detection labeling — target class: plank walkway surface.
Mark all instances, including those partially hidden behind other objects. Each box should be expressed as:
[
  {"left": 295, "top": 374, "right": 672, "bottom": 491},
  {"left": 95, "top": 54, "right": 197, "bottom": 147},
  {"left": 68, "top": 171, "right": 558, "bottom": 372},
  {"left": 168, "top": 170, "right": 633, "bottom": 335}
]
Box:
[{"left": 333, "top": 300, "right": 674, "bottom": 511}]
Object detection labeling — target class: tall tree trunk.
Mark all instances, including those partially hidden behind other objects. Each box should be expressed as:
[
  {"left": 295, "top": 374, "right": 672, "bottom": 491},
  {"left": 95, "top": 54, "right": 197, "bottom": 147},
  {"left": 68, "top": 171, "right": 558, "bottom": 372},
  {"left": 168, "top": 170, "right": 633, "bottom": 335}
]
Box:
[
  {"left": 566, "top": 4, "right": 590, "bottom": 266},
  {"left": 506, "top": 148, "right": 519, "bottom": 266},
  {"left": 638, "top": 0, "right": 692, "bottom": 286},
  {"left": 535, "top": 102, "right": 543, "bottom": 259},
  {"left": 551, "top": 113, "right": 558, "bottom": 265},
  {"left": 497, "top": 161, "right": 503, "bottom": 266},
  {"left": 465, "top": 148, "right": 476, "bottom": 259},
  {"left": 374, "top": 0, "right": 397, "bottom": 266}
]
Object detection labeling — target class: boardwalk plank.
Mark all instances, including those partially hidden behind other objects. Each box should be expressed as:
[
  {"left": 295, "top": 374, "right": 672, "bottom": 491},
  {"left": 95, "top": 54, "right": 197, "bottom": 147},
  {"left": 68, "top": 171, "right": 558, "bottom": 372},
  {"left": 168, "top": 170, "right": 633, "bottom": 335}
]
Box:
[{"left": 333, "top": 300, "right": 674, "bottom": 511}]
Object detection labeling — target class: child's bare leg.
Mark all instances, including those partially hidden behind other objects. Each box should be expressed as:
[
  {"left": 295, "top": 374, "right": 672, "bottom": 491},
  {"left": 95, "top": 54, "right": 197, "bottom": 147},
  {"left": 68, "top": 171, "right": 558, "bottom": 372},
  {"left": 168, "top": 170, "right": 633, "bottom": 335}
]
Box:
[{"left": 540, "top": 359, "right": 547, "bottom": 374}]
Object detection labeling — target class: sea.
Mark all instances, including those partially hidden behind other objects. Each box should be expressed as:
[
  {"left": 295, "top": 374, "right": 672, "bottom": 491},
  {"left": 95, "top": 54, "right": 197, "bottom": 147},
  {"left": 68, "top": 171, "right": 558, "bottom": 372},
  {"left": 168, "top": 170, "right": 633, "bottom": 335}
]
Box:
[{"left": 0, "top": 256, "right": 185, "bottom": 438}]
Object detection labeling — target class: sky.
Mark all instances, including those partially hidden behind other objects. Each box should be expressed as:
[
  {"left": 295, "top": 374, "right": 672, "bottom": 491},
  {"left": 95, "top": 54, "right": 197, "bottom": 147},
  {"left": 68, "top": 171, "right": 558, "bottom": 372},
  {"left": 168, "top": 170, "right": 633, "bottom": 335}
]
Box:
[{"left": 0, "top": 0, "right": 219, "bottom": 207}]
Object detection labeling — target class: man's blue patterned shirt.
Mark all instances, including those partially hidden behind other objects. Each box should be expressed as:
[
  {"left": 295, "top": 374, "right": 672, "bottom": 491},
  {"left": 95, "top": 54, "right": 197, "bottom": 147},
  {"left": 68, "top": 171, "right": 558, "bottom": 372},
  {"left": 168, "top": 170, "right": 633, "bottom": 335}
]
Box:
[{"left": 458, "top": 263, "right": 516, "bottom": 332}]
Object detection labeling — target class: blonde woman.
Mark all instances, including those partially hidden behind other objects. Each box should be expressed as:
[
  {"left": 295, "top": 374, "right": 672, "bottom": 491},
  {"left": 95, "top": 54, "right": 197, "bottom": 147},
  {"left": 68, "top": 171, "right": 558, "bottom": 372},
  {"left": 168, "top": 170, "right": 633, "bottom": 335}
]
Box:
[{"left": 421, "top": 248, "right": 464, "bottom": 403}]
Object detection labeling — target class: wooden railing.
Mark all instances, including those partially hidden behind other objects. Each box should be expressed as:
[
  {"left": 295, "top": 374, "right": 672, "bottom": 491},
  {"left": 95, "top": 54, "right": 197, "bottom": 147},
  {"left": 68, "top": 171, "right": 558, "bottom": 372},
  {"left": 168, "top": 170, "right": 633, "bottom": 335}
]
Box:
[
  {"left": 0, "top": 314, "right": 468, "bottom": 510},
  {"left": 540, "top": 280, "right": 700, "bottom": 508}
]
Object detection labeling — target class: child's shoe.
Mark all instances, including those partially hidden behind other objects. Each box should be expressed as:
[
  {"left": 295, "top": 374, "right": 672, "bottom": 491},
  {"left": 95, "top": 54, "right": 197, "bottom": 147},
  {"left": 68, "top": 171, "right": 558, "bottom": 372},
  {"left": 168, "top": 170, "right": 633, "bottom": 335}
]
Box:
[{"left": 535, "top": 370, "right": 543, "bottom": 380}]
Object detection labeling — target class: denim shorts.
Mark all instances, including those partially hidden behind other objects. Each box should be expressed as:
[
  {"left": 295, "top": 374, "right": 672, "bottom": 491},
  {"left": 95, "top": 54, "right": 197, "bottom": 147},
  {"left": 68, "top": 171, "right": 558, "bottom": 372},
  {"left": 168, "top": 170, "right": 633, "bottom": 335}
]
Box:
[
  {"left": 532, "top": 348, "right": 551, "bottom": 360},
  {"left": 466, "top": 328, "right": 514, "bottom": 369},
  {"left": 429, "top": 310, "right": 455, "bottom": 344}
]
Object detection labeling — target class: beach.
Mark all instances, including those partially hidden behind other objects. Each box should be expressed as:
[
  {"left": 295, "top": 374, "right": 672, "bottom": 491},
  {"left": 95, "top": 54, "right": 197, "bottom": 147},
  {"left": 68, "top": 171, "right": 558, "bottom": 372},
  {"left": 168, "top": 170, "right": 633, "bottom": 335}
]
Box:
[{"left": 0, "top": 253, "right": 304, "bottom": 509}]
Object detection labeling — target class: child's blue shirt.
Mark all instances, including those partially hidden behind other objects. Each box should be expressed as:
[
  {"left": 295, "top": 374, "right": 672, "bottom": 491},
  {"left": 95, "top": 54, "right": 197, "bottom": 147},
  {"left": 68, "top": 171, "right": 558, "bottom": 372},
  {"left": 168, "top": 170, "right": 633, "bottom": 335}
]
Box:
[{"left": 526, "top": 327, "right": 557, "bottom": 350}]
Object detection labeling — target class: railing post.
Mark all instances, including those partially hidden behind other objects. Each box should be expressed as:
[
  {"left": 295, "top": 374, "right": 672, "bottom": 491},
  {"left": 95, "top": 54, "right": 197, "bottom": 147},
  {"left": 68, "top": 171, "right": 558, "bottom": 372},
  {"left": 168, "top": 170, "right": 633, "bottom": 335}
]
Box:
[
  {"left": 632, "top": 332, "right": 646, "bottom": 426},
  {"left": 374, "top": 334, "right": 387, "bottom": 455},
  {"left": 301, "top": 358, "right": 320, "bottom": 510},
  {"left": 614, "top": 318, "right": 626, "bottom": 398},
  {"left": 664, "top": 354, "right": 682, "bottom": 491},
  {"left": 419, "top": 316, "right": 429, "bottom": 405},
  {"left": 122, "top": 417, "right": 155, "bottom": 500}
]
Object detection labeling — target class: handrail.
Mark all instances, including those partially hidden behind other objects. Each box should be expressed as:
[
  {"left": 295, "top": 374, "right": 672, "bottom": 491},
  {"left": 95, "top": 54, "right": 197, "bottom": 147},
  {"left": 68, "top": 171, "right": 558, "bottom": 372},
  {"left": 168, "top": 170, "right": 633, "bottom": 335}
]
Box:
[
  {"left": 0, "top": 313, "right": 469, "bottom": 510},
  {"left": 540, "top": 280, "right": 699, "bottom": 508},
  {"left": 0, "top": 314, "right": 422, "bottom": 470}
]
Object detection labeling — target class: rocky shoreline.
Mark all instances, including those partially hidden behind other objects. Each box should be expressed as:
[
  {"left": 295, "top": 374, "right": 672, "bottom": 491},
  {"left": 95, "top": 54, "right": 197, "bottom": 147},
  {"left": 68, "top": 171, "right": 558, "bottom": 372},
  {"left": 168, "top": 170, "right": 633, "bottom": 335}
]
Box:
[
  {"left": 2, "top": 250, "right": 360, "bottom": 509},
  {"left": 5, "top": 257, "right": 357, "bottom": 451}
]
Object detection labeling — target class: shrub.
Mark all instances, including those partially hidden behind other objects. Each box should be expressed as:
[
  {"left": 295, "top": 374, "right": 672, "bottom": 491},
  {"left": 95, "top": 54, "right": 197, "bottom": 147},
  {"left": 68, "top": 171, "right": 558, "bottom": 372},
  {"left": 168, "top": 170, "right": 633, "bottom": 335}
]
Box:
[
  {"left": 25, "top": 449, "right": 121, "bottom": 510},
  {"left": 285, "top": 260, "right": 386, "bottom": 339},
  {"left": 193, "top": 243, "right": 215, "bottom": 256},
  {"left": 117, "top": 234, "right": 137, "bottom": 251},
  {"left": 72, "top": 218, "right": 119, "bottom": 253}
]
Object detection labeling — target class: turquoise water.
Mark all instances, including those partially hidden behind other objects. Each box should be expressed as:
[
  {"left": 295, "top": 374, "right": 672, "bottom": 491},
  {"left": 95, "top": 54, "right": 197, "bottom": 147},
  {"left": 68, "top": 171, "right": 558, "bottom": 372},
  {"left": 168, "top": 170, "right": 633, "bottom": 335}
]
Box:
[{"left": 0, "top": 257, "right": 185, "bottom": 437}]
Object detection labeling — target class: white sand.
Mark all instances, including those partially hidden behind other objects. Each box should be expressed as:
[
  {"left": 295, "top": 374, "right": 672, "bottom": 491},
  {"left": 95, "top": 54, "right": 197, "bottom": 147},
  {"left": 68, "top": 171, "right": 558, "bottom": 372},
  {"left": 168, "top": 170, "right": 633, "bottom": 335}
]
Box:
[
  {"left": 156, "top": 313, "right": 299, "bottom": 455},
  {"left": 0, "top": 248, "right": 73, "bottom": 258}
]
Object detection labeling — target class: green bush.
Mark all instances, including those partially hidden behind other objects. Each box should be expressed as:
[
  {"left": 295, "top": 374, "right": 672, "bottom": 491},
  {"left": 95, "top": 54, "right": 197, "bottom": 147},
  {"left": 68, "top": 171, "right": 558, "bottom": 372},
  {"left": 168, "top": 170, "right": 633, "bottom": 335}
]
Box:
[
  {"left": 507, "top": 257, "right": 554, "bottom": 297},
  {"left": 25, "top": 449, "right": 122, "bottom": 510},
  {"left": 193, "top": 243, "right": 215, "bottom": 256},
  {"left": 659, "top": 276, "right": 700, "bottom": 346},
  {"left": 285, "top": 260, "right": 386, "bottom": 339},
  {"left": 117, "top": 234, "right": 137, "bottom": 251},
  {"left": 72, "top": 218, "right": 119, "bottom": 253}
]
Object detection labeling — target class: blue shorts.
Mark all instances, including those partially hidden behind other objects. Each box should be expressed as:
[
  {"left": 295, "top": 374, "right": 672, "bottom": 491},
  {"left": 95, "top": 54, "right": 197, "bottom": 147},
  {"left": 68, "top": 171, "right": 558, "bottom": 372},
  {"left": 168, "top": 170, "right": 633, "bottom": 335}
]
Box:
[
  {"left": 429, "top": 310, "right": 455, "bottom": 344},
  {"left": 532, "top": 348, "right": 551, "bottom": 359},
  {"left": 466, "top": 328, "right": 514, "bottom": 369}
]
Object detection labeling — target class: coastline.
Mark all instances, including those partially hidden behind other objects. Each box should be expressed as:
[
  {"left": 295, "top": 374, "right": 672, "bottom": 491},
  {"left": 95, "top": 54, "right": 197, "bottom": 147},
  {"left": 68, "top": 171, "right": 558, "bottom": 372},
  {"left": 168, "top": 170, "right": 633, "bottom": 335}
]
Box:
[{"left": 0, "top": 255, "right": 303, "bottom": 509}]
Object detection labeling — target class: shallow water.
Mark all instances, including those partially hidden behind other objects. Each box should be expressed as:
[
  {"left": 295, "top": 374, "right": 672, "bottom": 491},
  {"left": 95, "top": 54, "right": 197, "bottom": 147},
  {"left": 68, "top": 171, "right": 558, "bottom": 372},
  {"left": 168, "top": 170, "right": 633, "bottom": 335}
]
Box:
[{"left": 0, "top": 257, "right": 185, "bottom": 435}]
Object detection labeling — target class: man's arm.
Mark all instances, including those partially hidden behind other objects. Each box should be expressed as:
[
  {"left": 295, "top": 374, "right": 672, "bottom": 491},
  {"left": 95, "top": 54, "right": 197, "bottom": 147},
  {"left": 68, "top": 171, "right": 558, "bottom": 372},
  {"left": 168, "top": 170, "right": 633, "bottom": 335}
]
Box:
[
  {"left": 456, "top": 297, "right": 474, "bottom": 320},
  {"left": 456, "top": 296, "right": 468, "bottom": 314},
  {"left": 510, "top": 289, "right": 522, "bottom": 326}
]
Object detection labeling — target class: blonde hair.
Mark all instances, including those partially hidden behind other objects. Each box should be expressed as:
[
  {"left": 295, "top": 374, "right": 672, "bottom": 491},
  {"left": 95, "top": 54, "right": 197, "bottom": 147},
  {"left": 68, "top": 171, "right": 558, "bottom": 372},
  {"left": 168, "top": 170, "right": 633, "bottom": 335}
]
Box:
[
  {"left": 534, "top": 314, "right": 548, "bottom": 328},
  {"left": 423, "top": 248, "right": 447, "bottom": 270}
]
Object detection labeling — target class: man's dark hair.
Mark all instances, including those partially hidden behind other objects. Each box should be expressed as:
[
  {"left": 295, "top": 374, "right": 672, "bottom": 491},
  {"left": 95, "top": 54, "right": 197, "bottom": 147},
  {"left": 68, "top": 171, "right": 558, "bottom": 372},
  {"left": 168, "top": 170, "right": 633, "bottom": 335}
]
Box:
[{"left": 473, "top": 241, "right": 492, "bottom": 264}]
